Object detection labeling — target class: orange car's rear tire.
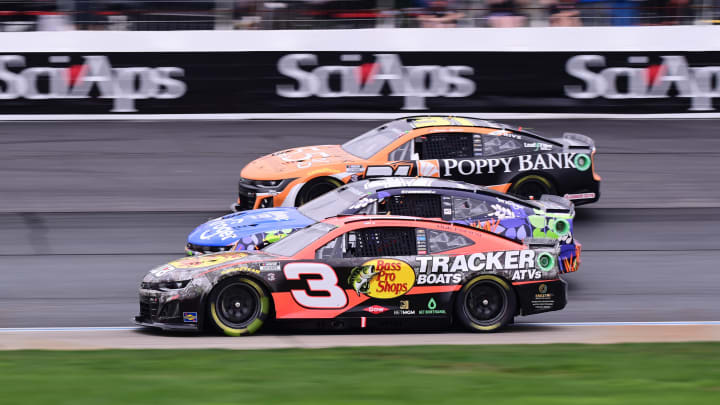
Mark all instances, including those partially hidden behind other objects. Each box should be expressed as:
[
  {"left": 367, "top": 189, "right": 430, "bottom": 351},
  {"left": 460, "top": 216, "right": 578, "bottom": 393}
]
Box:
[{"left": 510, "top": 174, "right": 556, "bottom": 200}]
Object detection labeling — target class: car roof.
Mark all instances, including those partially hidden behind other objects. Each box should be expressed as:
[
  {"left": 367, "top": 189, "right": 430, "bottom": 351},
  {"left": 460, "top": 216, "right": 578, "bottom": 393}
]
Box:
[
  {"left": 322, "top": 215, "right": 434, "bottom": 226},
  {"left": 320, "top": 215, "right": 523, "bottom": 244},
  {"left": 386, "top": 115, "right": 557, "bottom": 144},
  {"left": 342, "top": 177, "right": 540, "bottom": 208}
]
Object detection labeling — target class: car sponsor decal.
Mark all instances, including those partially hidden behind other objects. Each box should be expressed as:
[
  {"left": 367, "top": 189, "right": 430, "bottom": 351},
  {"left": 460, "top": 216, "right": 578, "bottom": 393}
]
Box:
[
  {"left": 150, "top": 264, "right": 175, "bottom": 277},
  {"left": 220, "top": 266, "right": 261, "bottom": 275},
  {"left": 563, "top": 192, "right": 596, "bottom": 200},
  {"left": 346, "top": 164, "right": 365, "bottom": 173},
  {"left": 418, "top": 297, "right": 446, "bottom": 315},
  {"left": 364, "top": 305, "right": 389, "bottom": 314},
  {"left": 276, "top": 146, "right": 332, "bottom": 169},
  {"left": 183, "top": 312, "right": 198, "bottom": 323},
  {"left": 442, "top": 153, "right": 580, "bottom": 176},
  {"left": 168, "top": 252, "right": 249, "bottom": 269},
  {"left": 417, "top": 160, "right": 440, "bottom": 177},
  {"left": 488, "top": 130, "right": 521, "bottom": 139},
  {"left": 349, "top": 259, "right": 416, "bottom": 299},
  {"left": 260, "top": 262, "right": 281, "bottom": 271},
  {"left": 531, "top": 283, "right": 556, "bottom": 311},
  {"left": 416, "top": 250, "right": 538, "bottom": 285},
  {"left": 524, "top": 142, "right": 553, "bottom": 151}
]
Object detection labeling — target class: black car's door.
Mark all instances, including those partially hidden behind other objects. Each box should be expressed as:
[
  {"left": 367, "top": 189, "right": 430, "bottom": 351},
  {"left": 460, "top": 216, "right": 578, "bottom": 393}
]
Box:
[{"left": 314, "top": 226, "right": 420, "bottom": 317}]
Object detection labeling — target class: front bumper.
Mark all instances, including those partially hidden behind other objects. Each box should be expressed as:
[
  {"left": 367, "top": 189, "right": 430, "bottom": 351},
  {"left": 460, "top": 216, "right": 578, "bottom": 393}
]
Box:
[
  {"left": 135, "top": 289, "right": 203, "bottom": 331},
  {"left": 134, "top": 317, "right": 200, "bottom": 332},
  {"left": 235, "top": 178, "right": 295, "bottom": 211}
]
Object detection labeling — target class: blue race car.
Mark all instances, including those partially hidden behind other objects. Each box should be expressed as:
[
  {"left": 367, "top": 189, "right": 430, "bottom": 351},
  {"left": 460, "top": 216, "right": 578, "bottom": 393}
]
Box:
[{"left": 187, "top": 177, "right": 580, "bottom": 274}]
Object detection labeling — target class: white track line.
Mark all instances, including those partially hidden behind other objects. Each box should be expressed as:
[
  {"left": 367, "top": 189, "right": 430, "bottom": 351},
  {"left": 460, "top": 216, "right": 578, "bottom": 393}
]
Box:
[
  {"left": 2, "top": 321, "right": 720, "bottom": 333},
  {"left": 2, "top": 112, "right": 720, "bottom": 121}
]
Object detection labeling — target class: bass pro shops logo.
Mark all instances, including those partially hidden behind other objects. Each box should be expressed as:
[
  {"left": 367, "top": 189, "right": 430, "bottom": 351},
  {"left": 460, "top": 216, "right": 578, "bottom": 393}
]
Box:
[
  {"left": 276, "top": 53, "right": 476, "bottom": 110},
  {"left": 0, "top": 55, "right": 187, "bottom": 112},
  {"left": 348, "top": 259, "right": 416, "bottom": 299},
  {"left": 565, "top": 55, "right": 720, "bottom": 111}
]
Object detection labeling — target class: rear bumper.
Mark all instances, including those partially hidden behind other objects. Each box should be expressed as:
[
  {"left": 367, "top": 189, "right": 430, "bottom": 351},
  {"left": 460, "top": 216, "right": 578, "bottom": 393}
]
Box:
[
  {"left": 514, "top": 279, "right": 567, "bottom": 316},
  {"left": 563, "top": 181, "right": 600, "bottom": 206}
]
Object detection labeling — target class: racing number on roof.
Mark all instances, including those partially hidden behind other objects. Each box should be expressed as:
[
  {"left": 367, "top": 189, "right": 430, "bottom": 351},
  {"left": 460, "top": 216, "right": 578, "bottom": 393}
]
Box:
[{"left": 283, "top": 263, "right": 348, "bottom": 308}]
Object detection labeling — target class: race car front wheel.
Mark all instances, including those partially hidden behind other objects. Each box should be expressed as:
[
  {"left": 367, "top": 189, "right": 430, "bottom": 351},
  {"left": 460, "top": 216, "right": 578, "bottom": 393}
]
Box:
[
  {"left": 296, "top": 177, "right": 343, "bottom": 206},
  {"left": 455, "top": 275, "right": 516, "bottom": 332},
  {"left": 208, "top": 277, "right": 270, "bottom": 336},
  {"left": 510, "top": 175, "right": 556, "bottom": 200}
]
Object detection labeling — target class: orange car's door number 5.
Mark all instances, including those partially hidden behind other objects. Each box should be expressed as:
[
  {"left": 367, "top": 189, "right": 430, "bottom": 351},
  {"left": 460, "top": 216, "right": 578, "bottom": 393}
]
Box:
[{"left": 283, "top": 263, "right": 348, "bottom": 308}]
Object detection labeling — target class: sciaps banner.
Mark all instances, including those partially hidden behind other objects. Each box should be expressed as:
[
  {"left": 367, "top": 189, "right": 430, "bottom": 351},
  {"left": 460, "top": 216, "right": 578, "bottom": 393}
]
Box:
[{"left": 1, "top": 28, "right": 720, "bottom": 116}]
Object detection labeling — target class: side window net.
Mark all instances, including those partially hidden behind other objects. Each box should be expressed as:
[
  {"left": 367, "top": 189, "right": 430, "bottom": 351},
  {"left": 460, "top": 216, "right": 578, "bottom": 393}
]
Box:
[
  {"left": 418, "top": 133, "right": 474, "bottom": 159},
  {"left": 427, "top": 229, "right": 474, "bottom": 253},
  {"left": 452, "top": 197, "right": 491, "bottom": 220},
  {"left": 483, "top": 135, "right": 521, "bottom": 156},
  {"left": 378, "top": 194, "right": 442, "bottom": 218},
  {"left": 347, "top": 227, "right": 418, "bottom": 257}
]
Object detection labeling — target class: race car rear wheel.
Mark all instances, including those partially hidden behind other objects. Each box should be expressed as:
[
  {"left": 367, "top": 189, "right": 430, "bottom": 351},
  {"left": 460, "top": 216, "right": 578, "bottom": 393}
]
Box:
[
  {"left": 295, "top": 177, "right": 343, "bottom": 206},
  {"left": 208, "top": 277, "right": 270, "bottom": 336},
  {"left": 510, "top": 175, "right": 556, "bottom": 200},
  {"left": 455, "top": 275, "right": 516, "bottom": 332}
]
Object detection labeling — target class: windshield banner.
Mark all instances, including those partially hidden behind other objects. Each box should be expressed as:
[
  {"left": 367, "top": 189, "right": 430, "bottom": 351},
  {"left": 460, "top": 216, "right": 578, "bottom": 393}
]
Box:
[{"left": 2, "top": 51, "right": 720, "bottom": 114}]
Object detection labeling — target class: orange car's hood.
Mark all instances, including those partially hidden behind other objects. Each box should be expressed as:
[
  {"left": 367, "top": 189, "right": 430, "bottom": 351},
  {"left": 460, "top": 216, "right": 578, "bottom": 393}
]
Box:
[{"left": 241, "top": 145, "right": 360, "bottom": 179}]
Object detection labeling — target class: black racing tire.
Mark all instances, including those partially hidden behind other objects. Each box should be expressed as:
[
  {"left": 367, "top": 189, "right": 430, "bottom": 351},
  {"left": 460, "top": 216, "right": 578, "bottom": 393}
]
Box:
[
  {"left": 510, "top": 174, "right": 556, "bottom": 200},
  {"left": 208, "top": 277, "right": 270, "bottom": 337},
  {"left": 295, "top": 177, "right": 343, "bottom": 206},
  {"left": 455, "top": 275, "right": 517, "bottom": 332}
]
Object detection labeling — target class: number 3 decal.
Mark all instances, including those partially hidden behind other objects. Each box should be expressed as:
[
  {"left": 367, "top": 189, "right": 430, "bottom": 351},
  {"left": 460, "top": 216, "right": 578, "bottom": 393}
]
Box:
[{"left": 283, "top": 263, "right": 348, "bottom": 308}]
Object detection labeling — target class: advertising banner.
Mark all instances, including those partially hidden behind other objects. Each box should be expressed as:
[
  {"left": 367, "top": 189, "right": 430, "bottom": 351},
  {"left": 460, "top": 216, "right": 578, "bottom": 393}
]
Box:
[{"left": 2, "top": 51, "right": 719, "bottom": 115}]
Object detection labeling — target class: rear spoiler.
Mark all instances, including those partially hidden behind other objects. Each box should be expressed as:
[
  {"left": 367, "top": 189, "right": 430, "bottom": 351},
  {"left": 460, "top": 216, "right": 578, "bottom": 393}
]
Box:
[
  {"left": 562, "top": 132, "right": 595, "bottom": 150},
  {"left": 524, "top": 238, "right": 560, "bottom": 250},
  {"left": 539, "top": 194, "right": 575, "bottom": 215}
]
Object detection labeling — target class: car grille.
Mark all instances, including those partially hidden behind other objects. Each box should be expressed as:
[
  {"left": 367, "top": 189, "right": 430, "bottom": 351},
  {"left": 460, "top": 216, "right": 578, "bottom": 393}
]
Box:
[
  {"left": 139, "top": 296, "right": 159, "bottom": 318},
  {"left": 237, "top": 181, "right": 257, "bottom": 211}
]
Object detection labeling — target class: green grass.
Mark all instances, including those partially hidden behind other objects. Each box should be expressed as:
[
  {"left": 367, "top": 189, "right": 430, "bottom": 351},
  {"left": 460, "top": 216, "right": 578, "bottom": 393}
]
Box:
[{"left": 2, "top": 343, "right": 720, "bottom": 404}]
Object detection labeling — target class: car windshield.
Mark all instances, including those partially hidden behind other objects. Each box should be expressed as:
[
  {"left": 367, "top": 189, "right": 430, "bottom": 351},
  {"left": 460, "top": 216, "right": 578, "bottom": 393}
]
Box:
[
  {"left": 263, "top": 222, "right": 337, "bottom": 257},
  {"left": 298, "top": 184, "right": 368, "bottom": 221},
  {"left": 341, "top": 125, "right": 404, "bottom": 159}
]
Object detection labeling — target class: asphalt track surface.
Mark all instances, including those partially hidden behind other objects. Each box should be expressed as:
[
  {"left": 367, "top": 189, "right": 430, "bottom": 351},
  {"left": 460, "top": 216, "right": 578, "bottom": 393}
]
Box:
[{"left": 1, "top": 119, "right": 719, "bottom": 341}]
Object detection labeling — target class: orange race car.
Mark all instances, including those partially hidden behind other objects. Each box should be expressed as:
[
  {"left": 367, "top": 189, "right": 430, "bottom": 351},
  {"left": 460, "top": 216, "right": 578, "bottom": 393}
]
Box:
[{"left": 234, "top": 115, "right": 601, "bottom": 211}]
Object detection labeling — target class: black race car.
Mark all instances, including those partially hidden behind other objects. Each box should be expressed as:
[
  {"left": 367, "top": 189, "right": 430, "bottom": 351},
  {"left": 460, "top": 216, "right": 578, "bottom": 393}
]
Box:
[{"left": 136, "top": 215, "right": 572, "bottom": 335}]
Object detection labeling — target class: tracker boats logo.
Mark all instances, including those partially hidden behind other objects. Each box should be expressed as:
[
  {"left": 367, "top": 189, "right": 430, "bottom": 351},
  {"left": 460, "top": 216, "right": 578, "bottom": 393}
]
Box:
[
  {"left": 0, "top": 55, "right": 187, "bottom": 112},
  {"left": 276, "top": 53, "right": 476, "bottom": 110},
  {"left": 565, "top": 55, "right": 720, "bottom": 111}
]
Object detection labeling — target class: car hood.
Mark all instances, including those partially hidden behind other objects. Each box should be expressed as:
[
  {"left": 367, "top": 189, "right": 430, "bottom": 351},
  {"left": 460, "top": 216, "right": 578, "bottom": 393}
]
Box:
[
  {"left": 143, "top": 251, "right": 281, "bottom": 282},
  {"left": 187, "top": 208, "right": 314, "bottom": 247},
  {"left": 241, "top": 144, "right": 360, "bottom": 179}
]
